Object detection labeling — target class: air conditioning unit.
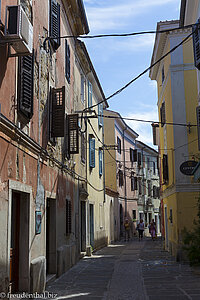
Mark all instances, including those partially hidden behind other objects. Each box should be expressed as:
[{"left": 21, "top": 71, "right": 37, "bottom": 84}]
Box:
[{"left": 4, "top": 5, "right": 33, "bottom": 54}]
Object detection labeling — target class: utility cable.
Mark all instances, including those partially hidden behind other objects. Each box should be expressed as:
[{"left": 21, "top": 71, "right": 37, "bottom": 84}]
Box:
[
  {"left": 43, "top": 23, "right": 195, "bottom": 42},
  {"left": 83, "top": 30, "right": 194, "bottom": 111},
  {"left": 85, "top": 114, "right": 197, "bottom": 127}
]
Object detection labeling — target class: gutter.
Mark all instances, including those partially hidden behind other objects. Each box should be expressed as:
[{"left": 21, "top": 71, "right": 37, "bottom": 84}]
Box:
[
  {"left": 180, "top": 0, "right": 187, "bottom": 27},
  {"left": 77, "top": 0, "right": 89, "bottom": 35}
]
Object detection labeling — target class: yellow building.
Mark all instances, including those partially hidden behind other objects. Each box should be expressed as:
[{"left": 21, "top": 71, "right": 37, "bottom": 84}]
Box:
[{"left": 150, "top": 20, "right": 200, "bottom": 259}]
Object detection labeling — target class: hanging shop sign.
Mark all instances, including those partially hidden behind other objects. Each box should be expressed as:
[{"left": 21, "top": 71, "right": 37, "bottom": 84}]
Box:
[{"left": 180, "top": 160, "right": 198, "bottom": 176}]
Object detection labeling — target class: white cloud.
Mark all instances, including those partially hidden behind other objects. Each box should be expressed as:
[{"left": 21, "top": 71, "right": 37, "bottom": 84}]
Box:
[
  {"left": 84, "top": 0, "right": 180, "bottom": 32},
  {"left": 124, "top": 109, "right": 158, "bottom": 146}
]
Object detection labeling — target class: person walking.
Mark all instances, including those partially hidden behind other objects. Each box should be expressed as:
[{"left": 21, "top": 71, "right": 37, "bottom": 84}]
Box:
[
  {"left": 137, "top": 219, "right": 144, "bottom": 241},
  {"left": 124, "top": 218, "right": 130, "bottom": 241},
  {"left": 149, "top": 219, "right": 156, "bottom": 241}
]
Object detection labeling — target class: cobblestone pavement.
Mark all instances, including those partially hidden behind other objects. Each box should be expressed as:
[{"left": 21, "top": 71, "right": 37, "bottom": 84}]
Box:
[{"left": 45, "top": 238, "right": 200, "bottom": 300}]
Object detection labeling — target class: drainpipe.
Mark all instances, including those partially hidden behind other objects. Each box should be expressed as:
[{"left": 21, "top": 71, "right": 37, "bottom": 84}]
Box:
[
  {"left": 36, "top": 36, "right": 42, "bottom": 210},
  {"left": 122, "top": 127, "right": 127, "bottom": 217},
  {"left": 102, "top": 113, "right": 106, "bottom": 203}
]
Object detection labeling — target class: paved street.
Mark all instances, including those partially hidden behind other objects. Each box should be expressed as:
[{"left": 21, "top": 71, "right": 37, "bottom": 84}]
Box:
[{"left": 46, "top": 238, "right": 200, "bottom": 300}]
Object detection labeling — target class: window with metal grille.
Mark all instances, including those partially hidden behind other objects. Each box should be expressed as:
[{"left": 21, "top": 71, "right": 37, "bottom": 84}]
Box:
[
  {"left": 50, "top": 86, "right": 65, "bottom": 138},
  {"left": 65, "top": 40, "right": 70, "bottom": 83},
  {"left": 118, "top": 170, "right": 123, "bottom": 187},
  {"left": 49, "top": 0, "right": 60, "bottom": 51},
  {"left": 81, "top": 132, "right": 86, "bottom": 163},
  {"left": 66, "top": 199, "right": 72, "bottom": 235},
  {"left": 18, "top": 51, "right": 34, "bottom": 120},
  {"left": 160, "top": 102, "right": 166, "bottom": 127},
  {"left": 89, "top": 136, "right": 95, "bottom": 168},
  {"left": 117, "top": 137, "right": 121, "bottom": 154}
]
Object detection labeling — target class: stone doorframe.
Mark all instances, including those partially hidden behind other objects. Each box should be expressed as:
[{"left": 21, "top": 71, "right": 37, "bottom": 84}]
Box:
[{"left": 8, "top": 180, "right": 32, "bottom": 291}]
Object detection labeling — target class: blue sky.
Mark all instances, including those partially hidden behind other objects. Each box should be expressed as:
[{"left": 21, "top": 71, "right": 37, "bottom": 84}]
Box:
[{"left": 82, "top": 0, "right": 181, "bottom": 148}]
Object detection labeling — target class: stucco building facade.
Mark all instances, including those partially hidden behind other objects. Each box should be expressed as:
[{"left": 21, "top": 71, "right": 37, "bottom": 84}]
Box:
[
  {"left": 0, "top": 0, "right": 108, "bottom": 293},
  {"left": 150, "top": 18, "right": 200, "bottom": 258}
]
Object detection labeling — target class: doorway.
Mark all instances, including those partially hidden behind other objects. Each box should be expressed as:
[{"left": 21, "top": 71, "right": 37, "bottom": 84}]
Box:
[
  {"left": 89, "top": 204, "right": 94, "bottom": 248},
  {"left": 10, "top": 191, "right": 29, "bottom": 292},
  {"left": 46, "top": 198, "right": 56, "bottom": 275},
  {"left": 120, "top": 204, "right": 123, "bottom": 237},
  {"left": 81, "top": 201, "right": 86, "bottom": 252},
  {"left": 164, "top": 206, "right": 169, "bottom": 249}
]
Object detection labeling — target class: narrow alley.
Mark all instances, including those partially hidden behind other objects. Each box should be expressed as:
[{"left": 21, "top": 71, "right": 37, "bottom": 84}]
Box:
[{"left": 45, "top": 238, "right": 200, "bottom": 300}]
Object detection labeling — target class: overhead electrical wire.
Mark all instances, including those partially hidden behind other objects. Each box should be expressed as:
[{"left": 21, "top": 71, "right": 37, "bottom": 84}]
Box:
[
  {"left": 83, "top": 30, "right": 195, "bottom": 111},
  {"left": 43, "top": 23, "right": 195, "bottom": 41},
  {"left": 85, "top": 114, "right": 197, "bottom": 127}
]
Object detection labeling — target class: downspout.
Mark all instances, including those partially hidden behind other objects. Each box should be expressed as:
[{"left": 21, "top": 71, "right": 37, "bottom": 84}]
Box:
[
  {"left": 102, "top": 112, "right": 106, "bottom": 203},
  {"left": 36, "top": 36, "right": 42, "bottom": 210},
  {"left": 123, "top": 127, "right": 127, "bottom": 217}
]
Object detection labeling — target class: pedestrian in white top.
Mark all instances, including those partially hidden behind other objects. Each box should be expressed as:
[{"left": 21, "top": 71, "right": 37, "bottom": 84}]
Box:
[{"left": 137, "top": 219, "right": 144, "bottom": 241}]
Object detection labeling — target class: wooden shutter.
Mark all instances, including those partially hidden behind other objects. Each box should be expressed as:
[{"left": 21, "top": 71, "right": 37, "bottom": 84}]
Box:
[
  {"left": 160, "top": 102, "right": 166, "bottom": 127},
  {"left": 196, "top": 106, "right": 200, "bottom": 150},
  {"left": 133, "top": 149, "right": 137, "bottom": 162},
  {"left": 99, "top": 149, "right": 103, "bottom": 176},
  {"left": 117, "top": 137, "right": 121, "bottom": 154},
  {"left": 89, "top": 137, "right": 95, "bottom": 168},
  {"left": 130, "top": 148, "right": 134, "bottom": 162},
  {"left": 153, "top": 186, "right": 156, "bottom": 198},
  {"left": 50, "top": 0, "right": 60, "bottom": 50},
  {"left": 81, "top": 132, "right": 86, "bottom": 163},
  {"left": 138, "top": 179, "right": 142, "bottom": 194},
  {"left": 162, "top": 154, "right": 169, "bottom": 182},
  {"left": 118, "top": 170, "right": 123, "bottom": 187},
  {"left": 88, "top": 81, "right": 92, "bottom": 108},
  {"left": 65, "top": 40, "right": 70, "bottom": 83},
  {"left": 131, "top": 172, "right": 134, "bottom": 191},
  {"left": 68, "top": 114, "right": 79, "bottom": 154},
  {"left": 66, "top": 200, "right": 71, "bottom": 235},
  {"left": 157, "top": 187, "right": 160, "bottom": 198},
  {"left": 18, "top": 52, "right": 34, "bottom": 119},
  {"left": 134, "top": 177, "right": 138, "bottom": 190},
  {"left": 138, "top": 152, "right": 141, "bottom": 166},
  {"left": 193, "top": 24, "right": 200, "bottom": 70},
  {"left": 51, "top": 86, "right": 65, "bottom": 137}
]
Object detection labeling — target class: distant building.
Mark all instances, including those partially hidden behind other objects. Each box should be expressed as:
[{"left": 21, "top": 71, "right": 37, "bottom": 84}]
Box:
[
  {"left": 104, "top": 110, "right": 160, "bottom": 239},
  {"left": 136, "top": 141, "right": 160, "bottom": 236}
]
